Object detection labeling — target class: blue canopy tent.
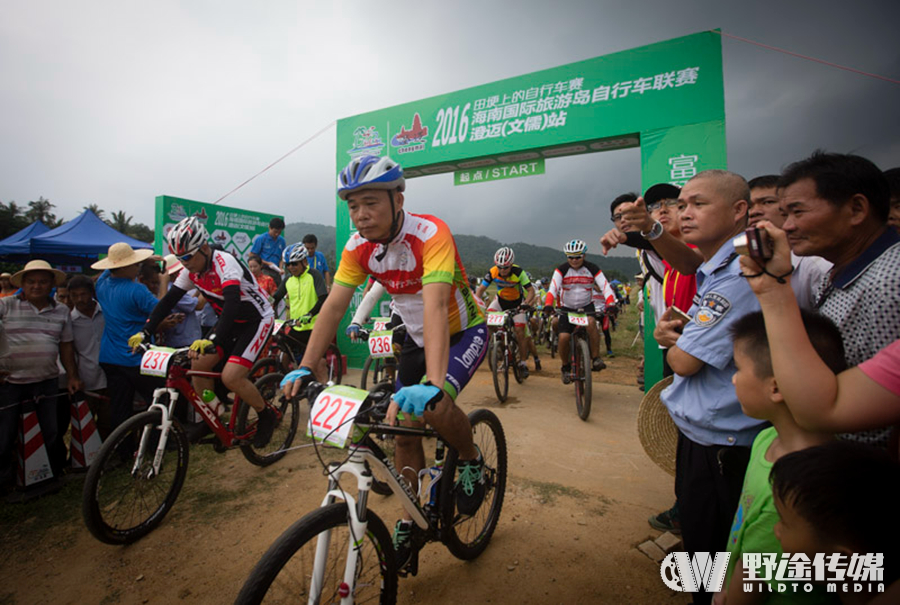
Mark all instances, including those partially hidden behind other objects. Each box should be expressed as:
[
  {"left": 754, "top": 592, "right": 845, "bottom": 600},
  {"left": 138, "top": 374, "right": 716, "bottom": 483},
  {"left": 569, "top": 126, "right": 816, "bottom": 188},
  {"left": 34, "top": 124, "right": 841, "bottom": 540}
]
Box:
[
  {"left": 0, "top": 210, "right": 152, "bottom": 267},
  {"left": 0, "top": 220, "right": 51, "bottom": 255}
]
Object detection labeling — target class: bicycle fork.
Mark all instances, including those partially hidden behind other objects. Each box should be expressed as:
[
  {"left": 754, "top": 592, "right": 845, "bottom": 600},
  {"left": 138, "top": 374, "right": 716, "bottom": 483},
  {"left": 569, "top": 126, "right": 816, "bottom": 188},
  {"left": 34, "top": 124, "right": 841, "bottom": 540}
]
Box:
[
  {"left": 136, "top": 388, "right": 178, "bottom": 479},
  {"left": 309, "top": 453, "right": 377, "bottom": 604}
]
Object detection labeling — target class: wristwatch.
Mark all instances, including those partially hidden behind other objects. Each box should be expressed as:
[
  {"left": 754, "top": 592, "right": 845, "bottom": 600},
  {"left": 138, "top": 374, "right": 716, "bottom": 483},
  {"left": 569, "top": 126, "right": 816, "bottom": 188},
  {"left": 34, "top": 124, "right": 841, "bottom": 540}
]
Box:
[{"left": 641, "top": 220, "right": 664, "bottom": 241}]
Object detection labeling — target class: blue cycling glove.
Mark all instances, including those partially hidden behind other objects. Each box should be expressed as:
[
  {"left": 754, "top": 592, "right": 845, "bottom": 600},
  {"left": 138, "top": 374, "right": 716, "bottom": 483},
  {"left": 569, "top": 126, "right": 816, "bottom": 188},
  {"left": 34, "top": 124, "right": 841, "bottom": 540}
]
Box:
[
  {"left": 346, "top": 323, "right": 361, "bottom": 339},
  {"left": 393, "top": 384, "right": 444, "bottom": 417},
  {"left": 280, "top": 366, "right": 313, "bottom": 389}
]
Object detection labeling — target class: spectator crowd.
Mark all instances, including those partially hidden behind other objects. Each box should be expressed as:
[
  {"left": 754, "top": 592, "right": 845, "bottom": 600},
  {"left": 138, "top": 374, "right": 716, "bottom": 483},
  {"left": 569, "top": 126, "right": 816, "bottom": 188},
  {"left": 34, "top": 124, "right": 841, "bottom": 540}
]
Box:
[
  {"left": 602, "top": 152, "right": 900, "bottom": 603},
  {"left": 0, "top": 217, "right": 331, "bottom": 493}
]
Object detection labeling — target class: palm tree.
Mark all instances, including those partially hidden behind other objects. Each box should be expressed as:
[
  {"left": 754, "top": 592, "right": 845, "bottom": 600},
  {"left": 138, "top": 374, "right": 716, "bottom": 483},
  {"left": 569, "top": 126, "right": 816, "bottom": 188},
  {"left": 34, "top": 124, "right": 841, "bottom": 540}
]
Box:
[
  {"left": 108, "top": 210, "right": 133, "bottom": 234},
  {"left": 83, "top": 203, "right": 105, "bottom": 220},
  {"left": 26, "top": 197, "right": 57, "bottom": 224},
  {"left": 0, "top": 200, "right": 29, "bottom": 238}
]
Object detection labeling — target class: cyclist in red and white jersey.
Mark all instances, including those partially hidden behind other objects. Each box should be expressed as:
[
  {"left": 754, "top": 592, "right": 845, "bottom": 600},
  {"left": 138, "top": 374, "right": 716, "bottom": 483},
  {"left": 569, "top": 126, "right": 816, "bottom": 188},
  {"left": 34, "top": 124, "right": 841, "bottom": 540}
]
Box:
[
  {"left": 133, "top": 217, "right": 277, "bottom": 447},
  {"left": 281, "top": 155, "right": 488, "bottom": 571},
  {"left": 543, "top": 239, "right": 616, "bottom": 382}
]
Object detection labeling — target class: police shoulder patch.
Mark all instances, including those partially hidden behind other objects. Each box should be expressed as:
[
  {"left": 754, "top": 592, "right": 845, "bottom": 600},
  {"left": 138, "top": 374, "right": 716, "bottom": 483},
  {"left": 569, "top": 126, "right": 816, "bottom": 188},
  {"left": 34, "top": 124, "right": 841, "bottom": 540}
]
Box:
[{"left": 694, "top": 292, "right": 732, "bottom": 328}]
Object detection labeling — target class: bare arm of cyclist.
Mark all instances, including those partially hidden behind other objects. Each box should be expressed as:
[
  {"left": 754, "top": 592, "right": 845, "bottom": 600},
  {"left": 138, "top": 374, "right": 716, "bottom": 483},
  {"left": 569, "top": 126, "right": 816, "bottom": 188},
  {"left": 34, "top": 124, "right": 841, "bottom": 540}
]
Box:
[
  {"left": 422, "top": 281, "right": 451, "bottom": 388},
  {"left": 523, "top": 283, "right": 536, "bottom": 306},
  {"left": 293, "top": 283, "right": 356, "bottom": 395}
]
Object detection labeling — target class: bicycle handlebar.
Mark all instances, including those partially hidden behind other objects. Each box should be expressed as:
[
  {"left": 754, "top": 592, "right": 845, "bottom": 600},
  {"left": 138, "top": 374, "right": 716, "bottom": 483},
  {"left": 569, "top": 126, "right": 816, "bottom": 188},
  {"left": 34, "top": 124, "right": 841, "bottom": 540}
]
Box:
[{"left": 303, "top": 381, "right": 393, "bottom": 425}]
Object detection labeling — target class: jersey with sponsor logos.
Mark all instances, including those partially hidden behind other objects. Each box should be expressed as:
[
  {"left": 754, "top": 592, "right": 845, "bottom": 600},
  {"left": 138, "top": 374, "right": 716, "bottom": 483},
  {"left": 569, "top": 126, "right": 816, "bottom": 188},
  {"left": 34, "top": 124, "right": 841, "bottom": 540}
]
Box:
[
  {"left": 481, "top": 265, "right": 531, "bottom": 302},
  {"left": 334, "top": 211, "right": 483, "bottom": 347},
  {"left": 174, "top": 249, "right": 273, "bottom": 320},
  {"left": 546, "top": 261, "right": 615, "bottom": 310}
]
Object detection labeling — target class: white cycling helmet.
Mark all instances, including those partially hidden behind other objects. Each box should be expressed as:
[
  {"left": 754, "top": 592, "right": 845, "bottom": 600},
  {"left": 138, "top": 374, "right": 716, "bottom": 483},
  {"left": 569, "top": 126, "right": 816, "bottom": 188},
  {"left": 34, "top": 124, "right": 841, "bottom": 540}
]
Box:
[
  {"left": 494, "top": 246, "right": 515, "bottom": 267},
  {"left": 564, "top": 239, "right": 587, "bottom": 256},
  {"left": 283, "top": 243, "right": 308, "bottom": 264},
  {"left": 167, "top": 217, "right": 209, "bottom": 257}
]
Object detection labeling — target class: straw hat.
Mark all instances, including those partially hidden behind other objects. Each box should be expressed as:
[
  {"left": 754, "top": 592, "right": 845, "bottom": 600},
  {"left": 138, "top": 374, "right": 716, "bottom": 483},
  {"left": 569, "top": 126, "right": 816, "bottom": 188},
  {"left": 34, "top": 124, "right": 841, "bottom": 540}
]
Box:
[
  {"left": 636, "top": 375, "right": 677, "bottom": 477},
  {"left": 163, "top": 254, "right": 183, "bottom": 275},
  {"left": 10, "top": 260, "right": 67, "bottom": 287},
  {"left": 0, "top": 272, "right": 11, "bottom": 279},
  {"left": 91, "top": 242, "right": 154, "bottom": 270}
]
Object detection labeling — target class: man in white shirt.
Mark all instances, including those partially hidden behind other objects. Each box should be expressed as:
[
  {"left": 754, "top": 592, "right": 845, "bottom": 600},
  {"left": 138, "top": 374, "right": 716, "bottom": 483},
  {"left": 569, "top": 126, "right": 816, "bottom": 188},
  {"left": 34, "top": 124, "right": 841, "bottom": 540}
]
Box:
[{"left": 68, "top": 275, "right": 109, "bottom": 438}]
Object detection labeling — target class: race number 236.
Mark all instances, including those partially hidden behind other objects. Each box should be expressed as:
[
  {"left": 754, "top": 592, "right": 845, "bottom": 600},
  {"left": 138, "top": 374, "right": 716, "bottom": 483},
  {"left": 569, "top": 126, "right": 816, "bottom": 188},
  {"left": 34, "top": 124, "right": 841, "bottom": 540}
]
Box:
[{"left": 368, "top": 332, "right": 393, "bottom": 359}]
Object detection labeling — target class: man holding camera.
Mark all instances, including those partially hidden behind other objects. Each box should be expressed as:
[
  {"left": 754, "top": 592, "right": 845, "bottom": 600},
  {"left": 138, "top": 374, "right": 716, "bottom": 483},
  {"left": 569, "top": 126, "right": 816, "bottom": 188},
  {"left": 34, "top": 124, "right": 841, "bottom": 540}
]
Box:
[{"left": 651, "top": 170, "right": 766, "bottom": 604}]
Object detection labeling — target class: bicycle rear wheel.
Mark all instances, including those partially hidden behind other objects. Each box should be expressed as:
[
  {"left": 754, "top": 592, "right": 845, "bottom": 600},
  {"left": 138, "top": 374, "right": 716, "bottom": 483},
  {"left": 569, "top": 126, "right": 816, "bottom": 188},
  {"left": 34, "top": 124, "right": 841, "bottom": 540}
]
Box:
[
  {"left": 325, "top": 343, "right": 343, "bottom": 385},
  {"left": 440, "top": 409, "right": 508, "bottom": 560},
  {"left": 249, "top": 357, "right": 279, "bottom": 382},
  {"left": 235, "top": 502, "right": 398, "bottom": 604},
  {"left": 237, "top": 373, "right": 300, "bottom": 466},
  {"left": 490, "top": 333, "right": 508, "bottom": 403},
  {"left": 574, "top": 336, "right": 592, "bottom": 421},
  {"left": 82, "top": 409, "right": 189, "bottom": 545}
]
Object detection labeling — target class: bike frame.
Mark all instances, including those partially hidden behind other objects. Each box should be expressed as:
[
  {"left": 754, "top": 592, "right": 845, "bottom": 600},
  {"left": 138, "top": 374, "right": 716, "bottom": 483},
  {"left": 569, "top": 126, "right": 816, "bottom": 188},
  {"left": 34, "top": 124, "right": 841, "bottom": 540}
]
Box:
[
  {"left": 141, "top": 363, "right": 255, "bottom": 478},
  {"left": 309, "top": 423, "right": 442, "bottom": 603}
]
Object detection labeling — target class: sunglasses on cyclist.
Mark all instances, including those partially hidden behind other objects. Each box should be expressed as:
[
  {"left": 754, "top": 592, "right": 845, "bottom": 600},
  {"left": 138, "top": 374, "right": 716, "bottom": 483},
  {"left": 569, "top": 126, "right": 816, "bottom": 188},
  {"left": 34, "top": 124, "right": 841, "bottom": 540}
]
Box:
[
  {"left": 287, "top": 261, "right": 304, "bottom": 267},
  {"left": 178, "top": 252, "right": 195, "bottom": 262},
  {"left": 567, "top": 255, "right": 584, "bottom": 260}
]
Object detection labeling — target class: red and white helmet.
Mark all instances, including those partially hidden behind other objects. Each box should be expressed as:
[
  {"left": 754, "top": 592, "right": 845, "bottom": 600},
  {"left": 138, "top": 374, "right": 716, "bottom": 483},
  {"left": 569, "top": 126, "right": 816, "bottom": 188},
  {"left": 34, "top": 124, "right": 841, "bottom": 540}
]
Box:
[
  {"left": 167, "top": 217, "right": 208, "bottom": 256},
  {"left": 494, "top": 247, "right": 515, "bottom": 267}
]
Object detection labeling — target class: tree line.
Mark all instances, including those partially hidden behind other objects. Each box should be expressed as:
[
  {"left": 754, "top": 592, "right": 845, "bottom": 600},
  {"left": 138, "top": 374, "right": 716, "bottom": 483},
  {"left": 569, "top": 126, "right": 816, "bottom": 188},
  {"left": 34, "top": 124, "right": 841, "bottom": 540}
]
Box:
[{"left": 0, "top": 198, "right": 154, "bottom": 242}]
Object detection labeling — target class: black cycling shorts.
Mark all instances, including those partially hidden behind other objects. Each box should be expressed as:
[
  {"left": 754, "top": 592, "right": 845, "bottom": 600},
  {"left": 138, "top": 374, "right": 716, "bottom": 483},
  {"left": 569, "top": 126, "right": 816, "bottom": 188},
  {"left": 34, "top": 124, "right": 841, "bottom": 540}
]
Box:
[{"left": 557, "top": 304, "right": 596, "bottom": 335}]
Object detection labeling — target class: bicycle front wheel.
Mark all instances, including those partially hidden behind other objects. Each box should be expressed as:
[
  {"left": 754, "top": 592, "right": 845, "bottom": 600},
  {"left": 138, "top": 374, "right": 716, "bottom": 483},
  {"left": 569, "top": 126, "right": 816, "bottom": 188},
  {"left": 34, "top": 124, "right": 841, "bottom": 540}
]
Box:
[
  {"left": 440, "top": 409, "right": 508, "bottom": 560},
  {"left": 510, "top": 339, "right": 524, "bottom": 384},
  {"left": 490, "top": 333, "right": 508, "bottom": 403},
  {"left": 235, "top": 502, "right": 398, "bottom": 605},
  {"left": 237, "top": 373, "right": 300, "bottom": 467},
  {"left": 82, "top": 409, "right": 189, "bottom": 545},
  {"left": 360, "top": 355, "right": 385, "bottom": 390},
  {"left": 574, "top": 336, "right": 592, "bottom": 421}
]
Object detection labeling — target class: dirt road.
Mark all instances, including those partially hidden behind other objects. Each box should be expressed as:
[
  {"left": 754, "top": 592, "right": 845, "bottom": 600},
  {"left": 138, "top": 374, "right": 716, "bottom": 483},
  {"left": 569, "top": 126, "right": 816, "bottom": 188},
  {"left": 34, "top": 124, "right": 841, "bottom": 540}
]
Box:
[{"left": 1, "top": 355, "right": 688, "bottom": 604}]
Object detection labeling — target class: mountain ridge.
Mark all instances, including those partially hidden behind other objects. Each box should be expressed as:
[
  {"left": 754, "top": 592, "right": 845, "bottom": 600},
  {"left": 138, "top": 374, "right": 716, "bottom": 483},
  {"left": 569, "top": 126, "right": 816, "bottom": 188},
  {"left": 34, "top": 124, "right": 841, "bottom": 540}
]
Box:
[{"left": 284, "top": 221, "right": 639, "bottom": 283}]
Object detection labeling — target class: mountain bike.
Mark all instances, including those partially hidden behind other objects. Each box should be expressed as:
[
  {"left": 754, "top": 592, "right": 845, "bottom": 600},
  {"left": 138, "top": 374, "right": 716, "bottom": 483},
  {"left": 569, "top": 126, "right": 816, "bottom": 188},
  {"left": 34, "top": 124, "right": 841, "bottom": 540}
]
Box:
[
  {"left": 235, "top": 381, "right": 508, "bottom": 604},
  {"left": 556, "top": 308, "right": 592, "bottom": 421},
  {"left": 250, "top": 318, "right": 343, "bottom": 385},
  {"left": 82, "top": 344, "right": 299, "bottom": 545},
  {"left": 357, "top": 322, "right": 407, "bottom": 390},
  {"left": 486, "top": 307, "right": 528, "bottom": 403}
]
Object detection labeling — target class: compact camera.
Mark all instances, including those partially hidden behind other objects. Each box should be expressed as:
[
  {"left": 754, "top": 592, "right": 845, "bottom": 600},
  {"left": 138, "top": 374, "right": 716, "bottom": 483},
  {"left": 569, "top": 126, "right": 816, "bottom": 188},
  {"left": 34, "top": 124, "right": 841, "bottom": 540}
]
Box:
[{"left": 732, "top": 228, "right": 773, "bottom": 261}]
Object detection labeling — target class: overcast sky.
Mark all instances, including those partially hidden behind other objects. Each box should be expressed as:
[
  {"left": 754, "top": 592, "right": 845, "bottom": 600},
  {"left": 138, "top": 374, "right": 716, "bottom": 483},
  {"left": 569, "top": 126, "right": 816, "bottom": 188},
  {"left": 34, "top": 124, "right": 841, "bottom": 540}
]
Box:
[{"left": 2, "top": 0, "right": 898, "bottom": 256}]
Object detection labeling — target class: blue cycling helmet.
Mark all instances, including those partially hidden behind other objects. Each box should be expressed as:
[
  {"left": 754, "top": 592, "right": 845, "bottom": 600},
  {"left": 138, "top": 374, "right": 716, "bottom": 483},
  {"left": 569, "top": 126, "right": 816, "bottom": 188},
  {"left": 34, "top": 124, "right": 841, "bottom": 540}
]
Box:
[{"left": 337, "top": 155, "right": 406, "bottom": 201}]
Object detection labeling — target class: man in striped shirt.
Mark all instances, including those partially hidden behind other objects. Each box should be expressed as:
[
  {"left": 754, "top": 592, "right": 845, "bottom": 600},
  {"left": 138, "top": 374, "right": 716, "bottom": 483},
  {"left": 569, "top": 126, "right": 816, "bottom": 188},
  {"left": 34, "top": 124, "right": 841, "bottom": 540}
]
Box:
[{"left": 0, "top": 260, "right": 82, "bottom": 488}]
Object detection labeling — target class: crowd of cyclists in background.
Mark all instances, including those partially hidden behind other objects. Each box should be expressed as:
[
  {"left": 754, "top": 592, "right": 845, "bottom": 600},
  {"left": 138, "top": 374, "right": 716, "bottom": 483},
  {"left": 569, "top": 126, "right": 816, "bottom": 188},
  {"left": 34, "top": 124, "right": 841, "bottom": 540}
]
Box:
[{"left": 2, "top": 150, "right": 900, "bottom": 601}]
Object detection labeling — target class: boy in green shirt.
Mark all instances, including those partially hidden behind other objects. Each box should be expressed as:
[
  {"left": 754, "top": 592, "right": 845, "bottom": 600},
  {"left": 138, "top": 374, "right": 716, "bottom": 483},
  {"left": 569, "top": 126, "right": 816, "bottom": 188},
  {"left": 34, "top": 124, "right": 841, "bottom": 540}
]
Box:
[{"left": 718, "top": 310, "right": 846, "bottom": 604}]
